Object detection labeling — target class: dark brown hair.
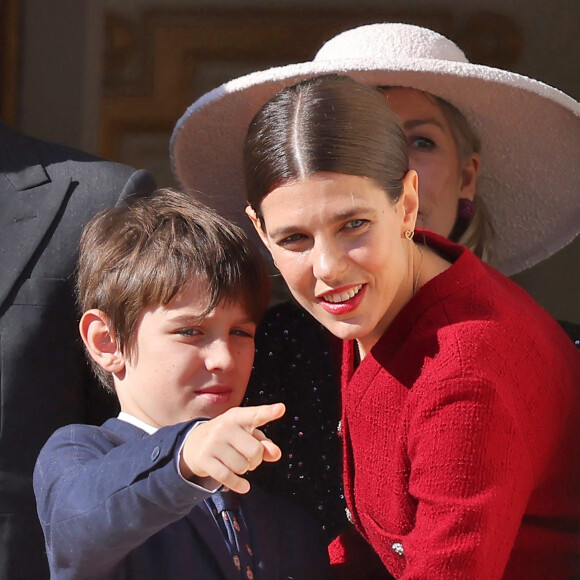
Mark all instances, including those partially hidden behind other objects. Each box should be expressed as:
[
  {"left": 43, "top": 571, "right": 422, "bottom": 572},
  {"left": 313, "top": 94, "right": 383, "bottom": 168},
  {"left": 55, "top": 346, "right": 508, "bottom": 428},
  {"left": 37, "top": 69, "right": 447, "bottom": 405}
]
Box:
[
  {"left": 243, "top": 74, "right": 409, "bottom": 224},
  {"left": 76, "top": 188, "right": 270, "bottom": 391}
]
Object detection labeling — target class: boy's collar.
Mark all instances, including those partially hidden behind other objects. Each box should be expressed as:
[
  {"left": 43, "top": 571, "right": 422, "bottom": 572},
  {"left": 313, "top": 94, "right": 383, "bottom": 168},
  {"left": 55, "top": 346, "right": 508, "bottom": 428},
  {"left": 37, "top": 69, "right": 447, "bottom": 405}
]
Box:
[{"left": 118, "top": 411, "right": 158, "bottom": 435}]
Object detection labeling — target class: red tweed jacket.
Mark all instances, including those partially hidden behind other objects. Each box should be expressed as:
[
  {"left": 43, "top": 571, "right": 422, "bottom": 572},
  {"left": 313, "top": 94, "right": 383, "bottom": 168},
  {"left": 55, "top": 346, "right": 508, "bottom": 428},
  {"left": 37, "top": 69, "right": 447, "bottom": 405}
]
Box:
[{"left": 330, "top": 232, "right": 580, "bottom": 579}]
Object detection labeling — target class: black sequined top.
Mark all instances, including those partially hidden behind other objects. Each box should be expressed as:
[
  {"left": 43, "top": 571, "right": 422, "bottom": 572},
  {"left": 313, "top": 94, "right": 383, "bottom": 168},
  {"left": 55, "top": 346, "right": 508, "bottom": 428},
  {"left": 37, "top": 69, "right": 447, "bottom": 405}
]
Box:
[
  {"left": 558, "top": 319, "right": 580, "bottom": 350},
  {"left": 245, "top": 300, "right": 349, "bottom": 542}
]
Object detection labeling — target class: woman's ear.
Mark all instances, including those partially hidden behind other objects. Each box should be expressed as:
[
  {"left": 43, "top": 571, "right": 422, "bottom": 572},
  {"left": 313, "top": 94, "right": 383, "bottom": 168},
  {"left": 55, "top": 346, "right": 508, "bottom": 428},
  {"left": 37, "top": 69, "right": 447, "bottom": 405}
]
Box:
[
  {"left": 400, "top": 170, "right": 420, "bottom": 231},
  {"left": 245, "top": 204, "right": 271, "bottom": 251},
  {"left": 79, "top": 309, "right": 125, "bottom": 374},
  {"left": 459, "top": 152, "right": 480, "bottom": 201}
]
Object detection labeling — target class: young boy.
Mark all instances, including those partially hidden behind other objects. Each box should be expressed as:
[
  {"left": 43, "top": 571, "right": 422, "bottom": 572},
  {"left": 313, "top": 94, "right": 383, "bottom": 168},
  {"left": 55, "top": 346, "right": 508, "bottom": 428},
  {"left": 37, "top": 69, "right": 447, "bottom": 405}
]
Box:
[{"left": 33, "top": 189, "right": 330, "bottom": 579}]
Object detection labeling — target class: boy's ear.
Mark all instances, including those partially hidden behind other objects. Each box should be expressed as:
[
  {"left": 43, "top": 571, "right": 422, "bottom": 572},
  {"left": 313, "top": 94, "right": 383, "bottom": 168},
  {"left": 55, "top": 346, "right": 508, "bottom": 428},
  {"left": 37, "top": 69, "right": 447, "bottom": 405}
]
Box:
[
  {"left": 79, "top": 309, "right": 125, "bottom": 373},
  {"left": 245, "top": 205, "right": 271, "bottom": 251}
]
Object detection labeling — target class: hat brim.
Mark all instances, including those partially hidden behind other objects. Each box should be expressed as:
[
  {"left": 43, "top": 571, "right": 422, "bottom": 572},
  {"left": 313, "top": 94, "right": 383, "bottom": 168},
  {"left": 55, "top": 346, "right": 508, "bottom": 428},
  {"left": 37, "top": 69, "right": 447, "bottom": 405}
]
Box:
[{"left": 171, "top": 57, "right": 580, "bottom": 276}]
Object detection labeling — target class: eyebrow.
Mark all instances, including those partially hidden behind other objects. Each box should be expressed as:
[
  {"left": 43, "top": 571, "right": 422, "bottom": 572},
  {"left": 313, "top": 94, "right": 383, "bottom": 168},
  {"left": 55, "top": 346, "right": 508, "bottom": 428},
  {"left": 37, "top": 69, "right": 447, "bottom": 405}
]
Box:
[
  {"left": 166, "top": 313, "right": 205, "bottom": 325},
  {"left": 403, "top": 118, "right": 446, "bottom": 131},
  {"left": 268, "top": 205, "right": 375, "bottom": 239},
  {"left": 168, "top": 313, "right": 255, "bottom": 326}
]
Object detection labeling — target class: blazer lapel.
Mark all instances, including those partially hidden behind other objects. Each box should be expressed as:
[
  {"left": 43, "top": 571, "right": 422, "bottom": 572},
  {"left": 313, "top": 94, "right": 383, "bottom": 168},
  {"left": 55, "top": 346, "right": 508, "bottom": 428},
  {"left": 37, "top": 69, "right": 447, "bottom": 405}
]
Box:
[
  {"left": 186, "top": 503, "right": 242, "bottom": 580},
  {"left": 0, "top": 141, "right": 73, "bottom": 310}
]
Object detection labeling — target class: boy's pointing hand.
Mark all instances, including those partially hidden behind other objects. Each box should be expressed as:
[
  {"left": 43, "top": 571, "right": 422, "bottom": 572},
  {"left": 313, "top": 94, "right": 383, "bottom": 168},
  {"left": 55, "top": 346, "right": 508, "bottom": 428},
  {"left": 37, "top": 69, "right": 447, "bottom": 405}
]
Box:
[{"left": 180, "top": 403, "right": 285, "bottom": 494}]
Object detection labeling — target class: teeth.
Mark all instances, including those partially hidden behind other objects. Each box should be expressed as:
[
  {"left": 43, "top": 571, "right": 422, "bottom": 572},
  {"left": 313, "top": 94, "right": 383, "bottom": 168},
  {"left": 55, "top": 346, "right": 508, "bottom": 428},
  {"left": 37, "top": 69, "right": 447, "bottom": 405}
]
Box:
[{"left": 324, "top": 285, "right": 362, "bottom": 303}]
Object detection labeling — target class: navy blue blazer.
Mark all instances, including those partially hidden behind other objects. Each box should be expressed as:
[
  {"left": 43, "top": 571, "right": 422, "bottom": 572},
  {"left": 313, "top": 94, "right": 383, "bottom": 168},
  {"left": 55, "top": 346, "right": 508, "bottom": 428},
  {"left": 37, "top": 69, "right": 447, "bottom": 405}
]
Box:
[
  {"left": 0, "top": 121, "right": 156, "bottom": 579},
  {"left": 34, "top": 417, "right": 331, "bottom": 579}
]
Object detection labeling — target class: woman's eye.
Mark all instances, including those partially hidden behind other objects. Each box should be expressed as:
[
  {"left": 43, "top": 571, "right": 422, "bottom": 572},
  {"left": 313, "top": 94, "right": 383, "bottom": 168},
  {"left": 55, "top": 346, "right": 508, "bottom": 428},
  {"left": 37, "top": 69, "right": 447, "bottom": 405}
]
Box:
[
  {"left": 278, "top": 233, "right": 306, "bottom": 246},
  {"left": 409, "top": 136, "right": 435, "bottom": 150},
  {"left": 344, "top": 219, "right": 368, "bottom": 230}
]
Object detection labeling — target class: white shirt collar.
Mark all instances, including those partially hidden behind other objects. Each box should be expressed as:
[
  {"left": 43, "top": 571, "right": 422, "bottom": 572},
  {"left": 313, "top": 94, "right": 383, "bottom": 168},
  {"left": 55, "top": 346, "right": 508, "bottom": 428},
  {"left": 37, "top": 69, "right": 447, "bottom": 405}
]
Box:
[{"left": 118, "top": 411, "right": 158, "bottom": 435}]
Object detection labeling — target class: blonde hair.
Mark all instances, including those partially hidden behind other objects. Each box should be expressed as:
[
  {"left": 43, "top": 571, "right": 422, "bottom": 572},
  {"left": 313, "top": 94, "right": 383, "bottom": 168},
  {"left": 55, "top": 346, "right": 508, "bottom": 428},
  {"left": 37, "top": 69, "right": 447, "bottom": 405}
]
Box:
[
  {"left": 432, "top": 94, "right": 493, "bottom": 261},
  {"left": 379, "top": 87, "right": 494, "bottom": 261}
]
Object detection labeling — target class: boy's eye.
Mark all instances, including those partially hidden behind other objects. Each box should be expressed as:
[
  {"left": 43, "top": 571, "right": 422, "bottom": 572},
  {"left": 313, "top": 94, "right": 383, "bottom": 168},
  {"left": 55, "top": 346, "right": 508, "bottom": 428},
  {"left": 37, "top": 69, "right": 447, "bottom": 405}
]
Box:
[
  {"left": 409, "top": 136, "right": 435, "bottom": 150},
  {"left": 231, "top": 328, "right": 255, "bottom": 339},
  {"left": 176, "top": 328, "right": 201, "bottom": 338}
]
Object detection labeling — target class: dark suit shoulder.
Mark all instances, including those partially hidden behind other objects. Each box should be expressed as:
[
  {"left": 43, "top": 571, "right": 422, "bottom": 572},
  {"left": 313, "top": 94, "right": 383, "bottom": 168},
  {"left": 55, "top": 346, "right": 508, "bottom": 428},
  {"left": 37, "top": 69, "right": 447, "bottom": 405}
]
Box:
[
  {"left": 0, "top": 122, "right": 155, "bottom": 201},
  {"left": 1, "top": 121, "right": 116, "bottom": 166}
]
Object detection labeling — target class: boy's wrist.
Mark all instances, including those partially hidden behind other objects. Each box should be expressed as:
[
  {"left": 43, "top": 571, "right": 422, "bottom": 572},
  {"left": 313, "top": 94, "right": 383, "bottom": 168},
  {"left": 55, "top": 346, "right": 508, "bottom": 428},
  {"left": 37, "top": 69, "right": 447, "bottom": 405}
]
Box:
[{"left": 176, "top": 421, "right": 221, "bottom": 492}]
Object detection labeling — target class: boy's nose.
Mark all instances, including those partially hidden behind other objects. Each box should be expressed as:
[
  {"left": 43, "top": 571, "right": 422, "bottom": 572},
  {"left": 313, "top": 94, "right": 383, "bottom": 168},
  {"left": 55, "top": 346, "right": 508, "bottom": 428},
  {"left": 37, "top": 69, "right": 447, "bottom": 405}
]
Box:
[{"left": 205, "top": 340, "right": 235, "bottom": 372}]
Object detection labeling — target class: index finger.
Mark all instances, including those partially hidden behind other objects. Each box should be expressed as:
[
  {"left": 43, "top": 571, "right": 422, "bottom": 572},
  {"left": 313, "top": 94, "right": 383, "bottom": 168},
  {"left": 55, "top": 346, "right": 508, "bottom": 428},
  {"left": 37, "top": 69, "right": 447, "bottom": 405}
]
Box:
[{"left": 242, "top": 403, "right": 286, "bottom": 431}]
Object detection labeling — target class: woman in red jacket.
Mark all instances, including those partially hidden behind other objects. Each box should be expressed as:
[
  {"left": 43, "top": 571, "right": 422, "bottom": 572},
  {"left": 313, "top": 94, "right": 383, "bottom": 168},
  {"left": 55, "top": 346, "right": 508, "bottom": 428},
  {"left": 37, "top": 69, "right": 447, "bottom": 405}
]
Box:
[
  {"left": 170, "top": 26, "right": 580, "bottom": 557},
  {"left": 241, "top": 73, "right": 580, "bottom": 579}
]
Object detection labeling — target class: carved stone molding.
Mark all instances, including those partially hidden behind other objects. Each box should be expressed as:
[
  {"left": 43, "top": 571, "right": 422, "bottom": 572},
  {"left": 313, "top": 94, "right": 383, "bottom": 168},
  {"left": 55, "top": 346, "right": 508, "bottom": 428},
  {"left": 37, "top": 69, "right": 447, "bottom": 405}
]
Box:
[
  {"left": 100, "top": 8, "right": 454, "bottom": 185},
  {"left": 99, "top": 8, "right": 521, "bottom": 186}
]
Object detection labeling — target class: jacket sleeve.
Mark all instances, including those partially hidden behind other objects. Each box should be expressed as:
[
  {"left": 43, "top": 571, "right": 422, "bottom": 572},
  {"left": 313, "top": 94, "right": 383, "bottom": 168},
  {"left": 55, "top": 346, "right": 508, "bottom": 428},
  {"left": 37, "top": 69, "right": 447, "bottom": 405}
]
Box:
[
  {"left": 33, "top": 422, "right": 212, "bottom": 578},
  {"left": 397, "top": 376, "right": 534, "bottom": 579}
]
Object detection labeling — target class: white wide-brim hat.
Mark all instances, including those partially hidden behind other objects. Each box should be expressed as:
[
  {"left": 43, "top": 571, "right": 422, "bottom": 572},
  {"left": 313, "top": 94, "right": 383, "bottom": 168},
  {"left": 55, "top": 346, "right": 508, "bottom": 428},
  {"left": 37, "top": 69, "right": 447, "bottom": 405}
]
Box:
[{"left": 171, "top": 22, "right": 580, "bottom": 276}]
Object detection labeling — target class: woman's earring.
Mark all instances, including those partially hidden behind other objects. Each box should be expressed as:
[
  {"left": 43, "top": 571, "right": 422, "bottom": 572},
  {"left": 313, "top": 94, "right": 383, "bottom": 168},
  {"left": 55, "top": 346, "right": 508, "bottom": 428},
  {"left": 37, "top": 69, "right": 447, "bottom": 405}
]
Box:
[
  {"left": 404, "top": 230, "right": 415, "bottom": 240},
  {"left": 458, "top": 198, "right": 474, "bottom": 220},
  {"left": 449, "top": 198, "right": 475, "bottom": 241}
]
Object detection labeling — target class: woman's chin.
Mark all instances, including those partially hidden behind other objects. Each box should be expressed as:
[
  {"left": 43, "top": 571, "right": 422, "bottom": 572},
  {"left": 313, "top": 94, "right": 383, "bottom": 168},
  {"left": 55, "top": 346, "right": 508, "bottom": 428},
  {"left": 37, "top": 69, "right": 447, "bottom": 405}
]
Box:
[{"left": 314, "top": 314, "right": 368, "bottom": 342}]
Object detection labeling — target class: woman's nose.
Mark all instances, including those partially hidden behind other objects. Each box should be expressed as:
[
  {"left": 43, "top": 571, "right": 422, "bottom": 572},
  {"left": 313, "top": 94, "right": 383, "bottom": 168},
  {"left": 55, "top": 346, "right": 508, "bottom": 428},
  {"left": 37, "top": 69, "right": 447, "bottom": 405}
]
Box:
[{"left": 311, "top": 240, "right": 347, "bottom": 282}]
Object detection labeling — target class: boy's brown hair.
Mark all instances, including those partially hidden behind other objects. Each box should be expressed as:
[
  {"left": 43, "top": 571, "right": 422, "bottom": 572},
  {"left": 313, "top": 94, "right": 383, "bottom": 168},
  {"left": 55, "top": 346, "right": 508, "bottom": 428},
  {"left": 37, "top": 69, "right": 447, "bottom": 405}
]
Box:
[{"left": 76, "top": 188, "right": 270, "bottom": 391}]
